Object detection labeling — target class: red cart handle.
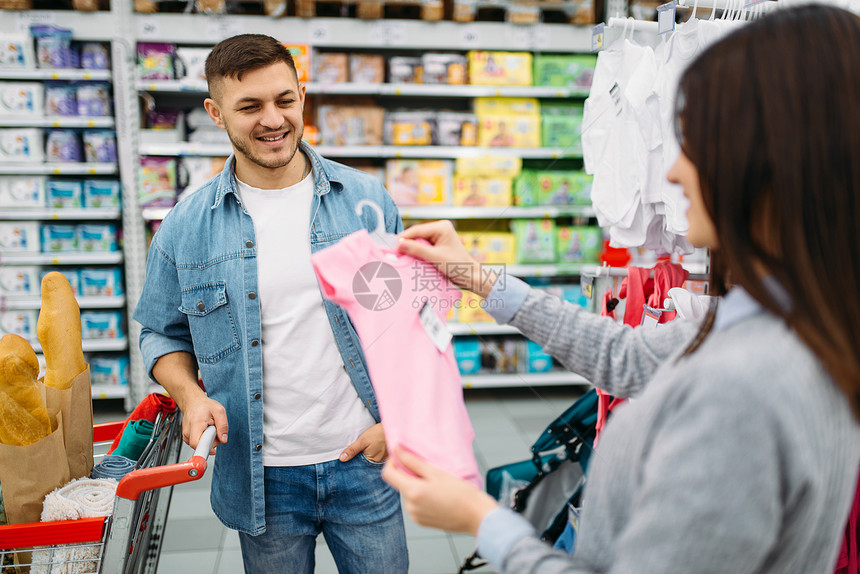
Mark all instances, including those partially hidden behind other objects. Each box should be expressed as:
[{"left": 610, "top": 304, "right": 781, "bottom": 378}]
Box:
[{"left": 115, "top": 426, "right": 216, "bottom": 501}]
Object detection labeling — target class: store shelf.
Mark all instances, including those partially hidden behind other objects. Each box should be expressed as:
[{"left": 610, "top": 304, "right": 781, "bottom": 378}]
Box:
[
  {"left": 91, "top": 384, "right": 129, "bottom": 399},
  {"left": 0, "top": 208, "right": 120, "bottom": 221},
  {"left": 137, "top": 142, "right": 580, "bottom": 159},
  {"left": 2, "top": 295, "right": 125, "bottom": 310},
  {"left": 31, "top": 337, "right": 128, "bottom": 353},
  {"left": 503, "top": 263, "right": 589, "bottom": 277},
  {"left": 0, "top": 10, "right": 119, "bottom": 41},
  {"left": 132, "top": 14, "right": 592, "bottom": 52},
  {"left": 400, "top": 205, "right": 594, "bottom": 219},
  {"left": 0, "top": 252, "right": 123, "bottom": 265},
  {"left": 448, "top": 323, "right": 520, "bottom": 336},
  {"left": 0, "top": 163, "right": 118, "bottom": 175},
  {"left": 0, "top": 116, "right": 115, "bottom": 128},
  {"left": 0, "top": 69, "right": 111, "bottom": 81},
  {"left": 137, "top": 79, "right": 590, "bottom": 99},
  {"left": 461, "top": 371, "right": 590, "bottom": 389}
]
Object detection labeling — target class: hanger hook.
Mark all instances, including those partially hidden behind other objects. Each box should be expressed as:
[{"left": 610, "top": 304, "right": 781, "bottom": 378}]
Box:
[{"left": 355, "top": 199, "right": 386, "bottom": 239}]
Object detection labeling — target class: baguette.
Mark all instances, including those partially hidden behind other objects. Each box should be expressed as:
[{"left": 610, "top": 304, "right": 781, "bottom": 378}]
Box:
[
  {"left": 37, "top": 272, "right": 87, "bottom": 390},
  {"left": 0, "top": 334, "right": 51, "bottom": 446}
]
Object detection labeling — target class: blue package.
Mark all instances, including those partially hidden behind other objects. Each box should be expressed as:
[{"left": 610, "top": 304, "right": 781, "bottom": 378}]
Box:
[
  {"left": 40, "top": 269, "right": 80, "bottom": 295},
  {"left": 46, "top": 180, "right": 83, "bottom": 208},
  {"left": 45, "top": 82, "right": 78, "bottom": 116},
  {"left": 41, "top": 224, "right": 77, "bottom": 252},
  {"left": 79, "top": 267, "right": 123, "bottom": 297},
  {"left": 82, "top": 180, "right": 120, "bottom": 208},
  {"left": 454, "top": 337, "right": 482, "bottom": 375},
  {"left": 522, "top": 340, "right": 554, "bottom": 373},
  {"left": 45, "top": 129, "right": 82, "bottom": 162},
  {"left": 79, "top": 42, "right": 109, "bottom": 70},
  {"left": 90, "top": 356, "right": 130, "bottom": 386},
  {"left": 80, "top": 311, "right": 124, "bottom": 340},
  {"left": 76, "top": 223, "right": 117, "bottom": 252}
]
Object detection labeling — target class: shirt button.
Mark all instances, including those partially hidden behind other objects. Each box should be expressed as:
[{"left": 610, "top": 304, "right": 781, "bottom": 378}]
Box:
[
  {"left": 248, "top": 292, "right": 257, "bottom": 300},
  {"left": 197, "top": 301, "right": 205, "bottom": 311},
  {"left": 245, "top": 240, "right": 254, "bottom": 248},
  {"left": 251, "top": 339, "right": 259, "bottom": 347},
  {"left": 255, "top": 444, "right": 262, "bottom": 451},
  {"left": 254, "top": 393, "right": 261, "bottom": 400}
]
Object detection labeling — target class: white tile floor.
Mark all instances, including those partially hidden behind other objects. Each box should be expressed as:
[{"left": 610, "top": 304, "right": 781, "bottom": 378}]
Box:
[{"left": 94, "top": 386, "right": 585, "bottom": 574}]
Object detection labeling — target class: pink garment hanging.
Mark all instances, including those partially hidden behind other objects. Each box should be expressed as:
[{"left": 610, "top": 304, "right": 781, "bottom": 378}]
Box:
[
  {"left": 312, "top": 229, "right": 481, "bottom": 488},
  {"left": 834, "top": 466, "right": 860, "bottom": 574},
  {"left": 647, "top": 261, "right": 690, "bottom": 323},
  {"left": 595, "top": 289, "right": 617, "bottom": 446}
]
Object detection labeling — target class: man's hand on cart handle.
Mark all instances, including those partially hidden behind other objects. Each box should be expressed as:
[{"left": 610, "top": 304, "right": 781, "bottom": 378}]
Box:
[
  {"left": 181, "top": 395, "right": 228, "bottom": 456},
  {"left": 195, "top": 426, "right": 218, "bottom": 460}
]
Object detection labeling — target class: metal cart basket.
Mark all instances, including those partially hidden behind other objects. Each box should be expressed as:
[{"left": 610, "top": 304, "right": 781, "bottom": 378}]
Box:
[{"left": 0, "top": 412, "right": 216, "bottom": 574}]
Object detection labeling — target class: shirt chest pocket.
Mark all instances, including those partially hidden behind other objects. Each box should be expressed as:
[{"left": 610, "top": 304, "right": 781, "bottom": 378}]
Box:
[{"left": 179, "top": 282, "right": 241, "bottom": 364}]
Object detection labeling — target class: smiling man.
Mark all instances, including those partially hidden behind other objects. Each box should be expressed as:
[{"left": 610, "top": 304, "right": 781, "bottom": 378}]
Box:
[{"left": 132, "top": 34, "right": 407, "bottom": 574}]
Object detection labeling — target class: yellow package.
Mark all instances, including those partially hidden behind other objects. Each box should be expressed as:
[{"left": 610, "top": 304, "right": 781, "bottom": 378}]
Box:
[
  {"left": 283, "top": 44, "right": 311, "bottom": 83},
  {"left": 386, "top": 159, "right": 453, "bottom": 206},
  {"left": 468, "top": 51, "right": 533, "bottom": 86},
  {"left": 473, "top": 97, "right": 540, "bottom": 116},
  {"left": 457, "top": 290, "right": 495, "bottom": 323},
  {"left": 478, "top": 115, "right": 541, "bottom": 148},
  {"left": 452, "top": 177, "right": 513, "bottom": 207},
  {"left": 455, "top": 156, "right": 522, "bottom": 178},
  {"left": 459, "top": 232, "right": 516, "bottom": 266}
]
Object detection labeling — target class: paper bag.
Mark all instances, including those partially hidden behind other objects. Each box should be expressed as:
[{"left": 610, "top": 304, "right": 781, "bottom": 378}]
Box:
[
  {"left": 43, "top": 367, "right": 93, "bottom": 480},
  {"left": 0, "top": 411, "right": 70, "bottom": 525}
]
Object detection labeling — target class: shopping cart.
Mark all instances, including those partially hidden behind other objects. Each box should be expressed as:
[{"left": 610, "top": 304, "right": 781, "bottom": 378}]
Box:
[{"left": 0, "top": 412, "right": 216, "bottom": 574}]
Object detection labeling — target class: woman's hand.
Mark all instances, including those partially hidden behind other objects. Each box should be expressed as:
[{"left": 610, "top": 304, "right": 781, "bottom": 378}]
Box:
[
  {"left": 398, "top": 220, "right": 498, "bottom": 298},
  {"left": 382, "top": 447, "right": 498, "bottom": 536}
]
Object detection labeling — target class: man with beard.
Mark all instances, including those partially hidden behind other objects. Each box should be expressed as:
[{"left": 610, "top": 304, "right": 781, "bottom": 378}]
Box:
[{"left": 133, "top": 34, "right": 408, "bottom": 574}]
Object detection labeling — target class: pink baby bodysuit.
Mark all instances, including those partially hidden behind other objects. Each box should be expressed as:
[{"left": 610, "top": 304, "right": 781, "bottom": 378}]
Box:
[{"left": 312, "top": 229, "right": 481, "bottom": 488}]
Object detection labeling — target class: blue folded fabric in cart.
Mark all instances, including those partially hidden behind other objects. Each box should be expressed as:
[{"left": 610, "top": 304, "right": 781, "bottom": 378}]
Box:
[
  {"left": 111, "top": 419, "right": 155, "bottom": 462},
  {"left": 91, "top": 454, "right": 137, "bottom": 480}
]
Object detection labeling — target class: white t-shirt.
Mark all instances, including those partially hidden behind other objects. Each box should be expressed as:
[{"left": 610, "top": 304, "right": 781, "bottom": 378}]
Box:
[{"left": 236, "top": 172, "right": 376, "bottom": 466}]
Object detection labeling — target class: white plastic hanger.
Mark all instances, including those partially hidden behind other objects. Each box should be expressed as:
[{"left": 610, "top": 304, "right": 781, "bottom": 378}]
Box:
[{"left": 355, "top": 199, "right": 400, "bottom": 250}]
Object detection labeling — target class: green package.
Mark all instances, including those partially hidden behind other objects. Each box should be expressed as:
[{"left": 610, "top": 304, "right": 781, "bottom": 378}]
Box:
[
  {"left": 536, "top": 171, "right": 593, "bottom": 206},
  {"left": 556, "top": 226, "right": 602, "bottom": 263},
  {"left": 533, "top": 54, "right": 597, "bottom": 89},
  {"left": 513, "top": 169, "right": 541, "bottom": 207},
  {"left": 512, "top": 219, "right": 556, "bottom": 264}
]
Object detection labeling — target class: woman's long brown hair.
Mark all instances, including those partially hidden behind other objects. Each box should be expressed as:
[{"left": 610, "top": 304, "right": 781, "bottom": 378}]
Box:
[{"left": 676, "top": 5, "right": 860, "bottom": 418}]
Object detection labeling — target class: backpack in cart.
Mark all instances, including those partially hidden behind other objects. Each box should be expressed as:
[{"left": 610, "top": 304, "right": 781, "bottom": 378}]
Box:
[{"left": 459, "top": 389, "right": 601, "bottom": 573}]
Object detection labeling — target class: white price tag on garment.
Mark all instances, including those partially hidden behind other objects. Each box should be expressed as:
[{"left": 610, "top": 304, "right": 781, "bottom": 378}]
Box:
[
  {"left": 640, "top": 304, "right": 663, "bottom": 328},
  {"left": 591, "top": 23, "right": 605, "bottom": 52},
  {"left": 16, "top": 11, "right": 55, "bottom": 33},
  {"left": 419, "top": 301, "right": 452, "bottom": 353},
  {"left": 656, "top": 1, "right": 677, "bottom": 35}
]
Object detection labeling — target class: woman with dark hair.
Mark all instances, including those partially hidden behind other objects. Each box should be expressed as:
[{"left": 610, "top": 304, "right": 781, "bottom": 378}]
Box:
[{"left": 382, "top": 5, "right": 860, "bottom": 573}]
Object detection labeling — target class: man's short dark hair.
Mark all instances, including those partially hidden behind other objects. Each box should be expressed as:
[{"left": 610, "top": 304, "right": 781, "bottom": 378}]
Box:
[{"left": 205, "top": 34, "right": 298, "bottom": 98}]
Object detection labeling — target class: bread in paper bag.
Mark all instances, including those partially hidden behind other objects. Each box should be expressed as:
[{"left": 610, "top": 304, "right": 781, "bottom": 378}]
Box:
[{"left": 0, "top": 334, "right": 51, "bottom": 446}]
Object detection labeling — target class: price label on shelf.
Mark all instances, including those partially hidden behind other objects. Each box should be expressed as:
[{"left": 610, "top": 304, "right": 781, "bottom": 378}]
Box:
[
  {"left": 206, "top": 17, "right": 245, "bottom": 41},
  {"left": 460, "top": 25, "right": 481, "bottom": 48},
  {"left": 309, "top": 22, "right": 332, "bottom": 45},
  {"left": 592, "top": 23, "right": 605, "bottom": 52},
  {"left": 15, "top": 11, "right": 55, "bottom": 33},
  {"left": 369, "top": 22, "right": 407, "bottom": 46},
  {"left": 509, "top": 25, "right": 551, "bottom": 50},
  {"left": 138, "top": 17, "right": 160, "bottom": 38}
]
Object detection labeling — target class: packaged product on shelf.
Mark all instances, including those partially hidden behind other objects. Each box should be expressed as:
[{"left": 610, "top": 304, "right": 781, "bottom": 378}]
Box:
[
  {"left": 389, "top": 56, "right": 423, "bottom": 84},
  {"left": 453, "top": 338, "right": 481, "bottom": 375},
  {"left": 480, "top": 339, "right": 519, "bottom": 373},
  {"left": 75, "top": 82, "right": 112, "bottom": 116},
  {"left": 79, "top": 267, "right": 124, "bottom": 297},
  {"left": 0, "top": 266, "right": 40, "bottom": 298},
  {"left": 459, "top": 231, "right": 516, "bottom": 265},
  {"left": 384, "top": 110, "right": 435, "bottom": 146},
  {"left": 467, "top": 51, "right": 532, "bottom": 86},
  {"left": 0, "top": 128, "right": 44, "bottom": 162},
  {"left": 541, "top": 110, "right": 584, "bottom": 152},
  {"left": 475, "top": 98, "right": 541, "bottom": 148},
  {"left": 452, "top": 176, "right": 513, "bottom": 207},
  {"left": 458, "top": 290, "right": 495, "bottom": 324},
  {"left": 39, "top": 268, "right": 80, "bottom": 295},
  {"left": 556, "top": 225, "right": 602, "bottom": 263},
  {"left": 560, "top": 284, "right": 587, "bottom": 307},
  {"left": 421, "top": 53, "right": 467, "bottom": 85},
  {"left": 187, "top": 126, "right": 230, "bottom": 144},
  {"left": 342, "top": 160, "right": 385, "bottom": 186},
  {"left": 0, "top": 175, "right": 46, "bottom": 208},
  {"left": 137, "top": 42, "right": 175, "bottom": 80},
  {"left": 79, "top": 42, "right": 110, "bottom": 70},
  {"left": 180, "top": 156, "right": 228, "bottom": 197},
  {"left": 31, "top": 26, "right": 75, "bottom": 69},
  {"left": 80, "top": 311, "right": 124, "bottom": 340},
  {"left": 533, "top": 54, "right": 597, "bottom": 89},
  {"left": 385, "top": 159, "right": 452, "bottom": 206},
  {"left": 141, "top": 110, "right": 184, "bottom": 144},
  {"left": 0, "top": 310, "right": 38, "bottom": 340},
  {"left": 512, "top": 219, "right": 556, "bottom": 264},
  {"left": 82, "top": 179, "right": 121, "bottom": 208},
  {"left": 45, "top": 82, "right": 78, "bottom": 116},
  {"left": 139, "top": 156, "right": 178, "bottom": 208},
  {"left": 518, "top": 340, "right": 553, "bottom": 373},
  {"left": 0, "top": 82, "right": 42, "bottom": 116},
  {"left": 82, "top": 130, "right": 117, "bottom": 163},
  {"left": 318, "top": 103, "right": 385, "bottom": 146},
  {"left": 283, "top": 44, "right": 311, "bottom": 82},
  {"left": 455, "top": 156, "right": 522, "bottom": 178},
  {"left": 1, "top": 221, "right": 40, "bottom": 252},
  {"left": 45, "top": 129, "right": 83, "bottom": 162},
  {"left": 536, "top": 171, "right": 592, "bottom": 205},
  {"left": 174, "top": 47, "right": 210, "bottom": 81},
  {"left": 77, "top": 223, "right": 118, "bottom": 252},
  {"left": 315, "top": 52, "right": 349, "bottom": 83},
  {"left": 349, "top": 54, "right": 385, "bottom": 84},
  {"left": 46, "top": 180, "right": 84, "bottom": 208},
  {"left": 513, "top": 169, "right": 540, "bottom": 206},
  {"left": 89, "top": 356, "right": 130, "bottom": 386},
  {"left": 474, "top": 97, "right": 540, "bottom": 116},
  {"left": 436, "top": 112, "right": 478, "bottom": 146},
  {"left": 40, "top": 224, "right": 76, "bottom": 252},
  {"left": 0, "top": 34, "right": 35, "bottom": 68}
]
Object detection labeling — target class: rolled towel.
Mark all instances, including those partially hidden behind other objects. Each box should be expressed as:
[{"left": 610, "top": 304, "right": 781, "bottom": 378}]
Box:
[
  {"left": 107, "top": 393, "right": 176, "bottom": 454},
  {"left": 110, "top": 419, "right": 154, "bottom": 462},
  {"left": 32, "top": 478, "right": 117, "bottom": 574},
  {"left": 91, "top": 455, "right": 136, "bottom": 480}
]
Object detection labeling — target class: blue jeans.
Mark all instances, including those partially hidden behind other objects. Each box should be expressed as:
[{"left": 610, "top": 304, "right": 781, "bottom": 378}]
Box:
[{"left": 238, "top": 454, "right": 408, "bottom": 574}]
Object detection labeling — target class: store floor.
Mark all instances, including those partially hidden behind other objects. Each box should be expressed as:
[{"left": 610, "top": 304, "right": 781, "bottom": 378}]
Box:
[{"left": 94, "top": 386, "right": 585, "bottom": 574}]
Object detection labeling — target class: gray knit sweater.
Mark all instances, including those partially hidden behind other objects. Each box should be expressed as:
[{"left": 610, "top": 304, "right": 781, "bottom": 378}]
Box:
[{"left": 484, "top": 287, "right": 860, "bottom": 574}]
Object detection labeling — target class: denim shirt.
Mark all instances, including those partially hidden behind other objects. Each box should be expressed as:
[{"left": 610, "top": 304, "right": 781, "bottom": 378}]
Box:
[{"left": 132, "top": 142, "right": 403, "bottom": 534}]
